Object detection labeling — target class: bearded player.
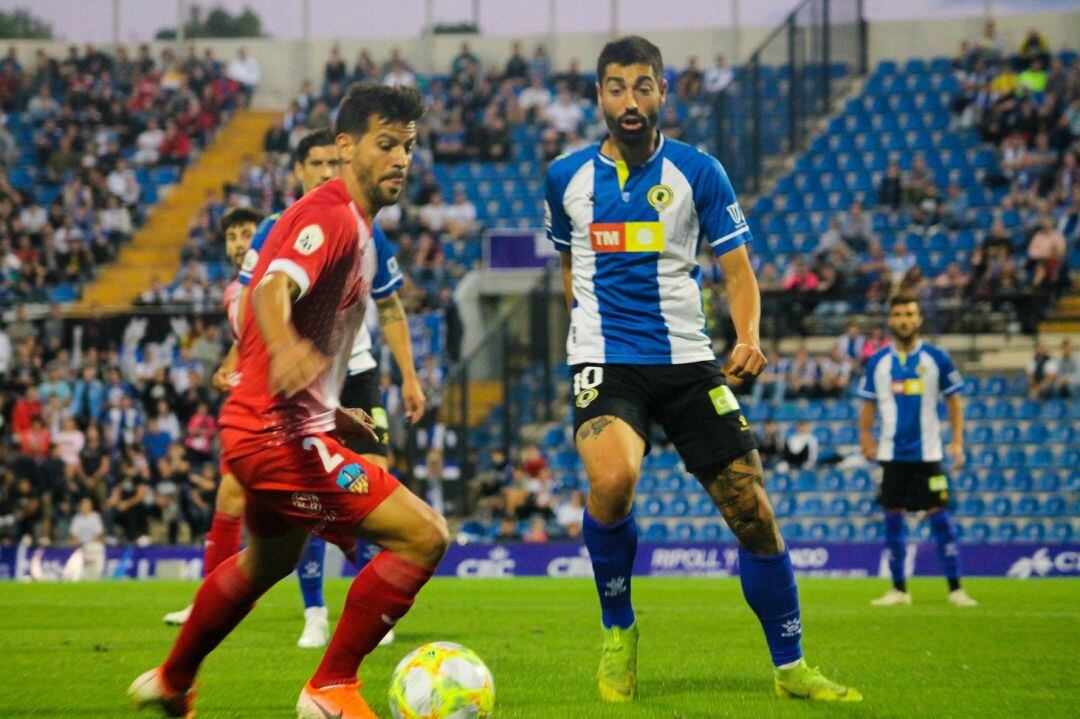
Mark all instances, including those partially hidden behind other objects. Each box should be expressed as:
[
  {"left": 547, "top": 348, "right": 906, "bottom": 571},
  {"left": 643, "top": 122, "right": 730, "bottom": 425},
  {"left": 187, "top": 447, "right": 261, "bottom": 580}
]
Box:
[
  {"left": 546, "top": 36, "right": 860, "bottom": 702},
  {"left": 130, "top": 83, "right": 446, "bottom": 719}
]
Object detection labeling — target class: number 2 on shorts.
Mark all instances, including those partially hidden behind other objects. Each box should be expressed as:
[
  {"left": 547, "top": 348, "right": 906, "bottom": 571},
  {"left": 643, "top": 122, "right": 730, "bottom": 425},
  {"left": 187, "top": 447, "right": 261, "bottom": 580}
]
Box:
[{"left": 303, "top": 436, "right": 345, "bottom": 473}]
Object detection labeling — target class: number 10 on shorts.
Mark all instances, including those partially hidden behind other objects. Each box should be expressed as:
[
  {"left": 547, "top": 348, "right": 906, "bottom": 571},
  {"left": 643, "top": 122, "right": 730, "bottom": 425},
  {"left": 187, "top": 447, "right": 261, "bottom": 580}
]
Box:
[{"left": 573, "top": 366, "right": 603, "bottom": 408}]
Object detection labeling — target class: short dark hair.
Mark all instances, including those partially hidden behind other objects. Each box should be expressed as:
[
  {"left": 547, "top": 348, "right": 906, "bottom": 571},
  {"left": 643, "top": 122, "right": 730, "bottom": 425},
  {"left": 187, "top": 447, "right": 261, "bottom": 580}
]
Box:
[
  {"left": 334, "top": 82, "right": 425, "bottom": 137},
  {"left": 889, "top": 294, "right": 919, "bottom": 308},
  {"left": 295, "top": 128, "right": 335, "bottom": 165},
  {"left": 596, "top": 36, "right": 664, "bottom": 84},
  {"left": 220, "top": 206, "right": 262, "bottom": 235}
]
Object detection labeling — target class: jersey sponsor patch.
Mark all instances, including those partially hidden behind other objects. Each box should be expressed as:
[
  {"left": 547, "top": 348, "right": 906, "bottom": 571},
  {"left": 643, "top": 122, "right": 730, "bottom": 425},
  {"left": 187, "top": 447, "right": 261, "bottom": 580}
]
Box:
[
  {"left": 708, "top": 385, "right": 741, "bottom": 415},
  {"left": 240, "top": 248, "right": 259, "bottom": 273},
  {"left": 588, "top": 222, "right": 665, "bottom": 253},
  {"left": 891, "top": 379, "right": 925, "bottom": 395},
  {"left": 293, "top": 224, "right": 325, "bottom": 255}
]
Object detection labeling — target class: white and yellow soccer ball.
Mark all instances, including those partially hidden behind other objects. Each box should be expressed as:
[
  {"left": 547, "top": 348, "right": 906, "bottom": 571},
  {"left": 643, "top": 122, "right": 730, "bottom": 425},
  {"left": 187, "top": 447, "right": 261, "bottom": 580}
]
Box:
[{"left": 388, "top": 641, "right": 495, "bottom": 719}]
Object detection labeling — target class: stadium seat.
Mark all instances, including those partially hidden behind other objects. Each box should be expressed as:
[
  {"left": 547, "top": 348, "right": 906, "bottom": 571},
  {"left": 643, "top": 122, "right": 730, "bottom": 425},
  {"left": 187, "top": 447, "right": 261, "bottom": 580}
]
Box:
[
  {"left": 823, "top": 470, "right": 845, "bottom": 491},
  {"left": 1051, "top": 522, "right": 1073, "bottom": 543},
  {"left": 983, "top": 470, "right": 1007, "bottom": 492},
  {"left": 1042, "top": 497, "right": 1066, "bottom": 517},
  {"left": 849, "top": 469, "right": 873, "bottom": 492},
  {"left": 699, "top": 523, "right": 726, "bottom": 541},
  {"left": 990, "top": 497, "right": 1013, "bottom": 516},
  {"left": 799, "top": 497, "right": 825, "bottom": 516},
  {"left": 673, "top": 522, "right": 696, "bottom": 541},
  {"left": 770, "top": 472, "right": 793, "bottom": 492},
  {"left": 994, "top": 522, "right": 1019, "bottom": 542},
  {"left": 795, "top": 471, "right": 819, "bottom": 492},
  {"left": 807, "top": 522, "right": 830, "bottom": 541},
  {"left": 668, "top": 498, "right": 691, "bottom": 517},
  {"left": 860, "top": 523, "right": 883, "bottom": 541},
  {"left": 1035, "top": 472, "right": 1061, "bottom": 492},
  {"left": 641, "top": 498, "right": 665, "bottom": 517},
  {"left": 783, "top": 522, "right": 805, "bottom": 540},
  {"left": 1016, "top": 497, "right": 1040, "bottom": 516},
  {"left": 642, "top": 523, "right": 669, "bottom": 542},
  {"left": 997, "top": 425, "right": 1021, "bottom": 444}
]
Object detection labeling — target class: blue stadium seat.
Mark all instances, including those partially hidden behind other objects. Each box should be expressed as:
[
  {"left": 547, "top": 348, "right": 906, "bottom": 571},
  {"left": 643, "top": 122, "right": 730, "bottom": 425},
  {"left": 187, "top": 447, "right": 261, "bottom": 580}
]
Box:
[
  {"left": 673, "top": 522, "right": 696, "bottom": 541},
  {"left": 828, "top": 497, "right": 851, "bottom": 516},
  {"left": 1029, "top": 448, "right": 1055, "bottom": 468},
  {"left": 1003, "top": 448, "right": 1028, "bottom": 468},
  {"left": 784, "top": 522, "right": 805, "bottom": 540},
  {"left": 849, "top": 469, "right": 873, "bottom": 492},
  {"left": 1051, "top": 521, "right": 1073, "bottom": 543},
  {"left": 1016, "top": 497, "right": 1040, "bottom": 516},
  {"left": 637, "top": 475, "right": 658, "bottom": 494},
  {"left": 807, "top": 522, "right": 831, "bottom": 541},
  {"left": 958, "top": 496, "right": 984, "bottom": 517},
  {"left": 982, "top": 471, "right": 1006, "bottom": 492},
  {"left": 1035, "top": 472, "right": 1061, "bottom": 492},
  {"left": 699, "top": 523, "right": 726, "bottom": 541},
  {"left": 970, "top": 425, "right": 993, "bottom": 444},
  {"left": 663, "top": 473, "right": 686, "bottom": 493},
  {"left": 1020, "top": 522, "right": 1045, "bottom": 542},
  {"left": 856, "top": 497, "right": 876, "bottom": 515},
  {"left": 1050, "top": 424, "right": 1075, "bottom": 443},
  {"left": 642, "top": 523, "right": 669, "bottom": 542},
  {"left": 990, "top": 497, "right": 1013, "bottom": 516},
  {"left": 668, "top": 498, "right": 691, "bottom": 517},
  {"left": 956, "top": 470, "right": 979, "bottom": 491},
  {"left": 860, "top": 522, "right": 883, "bottom": 541},
  {"left": 641, "top": 498, "right": 664, "bottom": 517},
  {"left": 542, "top": 426, "right": 566, "bottom": 448},
  {"left": 823, "top": 470, "right": 845, "bottom": 491},
  {"left": 1042, "top": 497, "right": 1066, "bottom": 517},
  {"left": 770, "top": 472, "right": 792, "bottom": 492},
  {"left": 693, "top": 496, "right": 717, "bottom": 517},
  {"left": 774, "top": 497, "right": 797, "bottom": 517},
  {"left": 551, "top": 449, "right": 579, "bottom": 471},
  {"left": 795, "top": 471, "right": 819, "bottom": 492},
  {"left": 799, "top": 497, "right": 825, "bottom": 516},
  {"left": 976, "top": 448, "right": 1000, "bottom": 467},
  {"left": 1009, "top": 470, "right": 1034, "bottom": 491},
  {"left": 994, "top": 522, "right": 1019, "bottom": 542}
]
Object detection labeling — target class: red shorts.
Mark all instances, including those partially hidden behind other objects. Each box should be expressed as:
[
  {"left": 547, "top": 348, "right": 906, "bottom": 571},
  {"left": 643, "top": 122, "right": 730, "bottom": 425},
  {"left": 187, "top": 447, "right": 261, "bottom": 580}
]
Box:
[{"left": 221, "top": 429, "right": 400, "bottom": 551}]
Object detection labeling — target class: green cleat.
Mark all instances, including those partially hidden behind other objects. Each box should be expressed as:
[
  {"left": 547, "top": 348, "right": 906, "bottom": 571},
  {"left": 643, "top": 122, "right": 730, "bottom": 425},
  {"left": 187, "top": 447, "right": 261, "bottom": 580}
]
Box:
[
  {"left": 774, "top": 659, "right": 863, "bottom": 702},
  {"left": 597, "top": 623, "right": 638, "bottom": 702}
]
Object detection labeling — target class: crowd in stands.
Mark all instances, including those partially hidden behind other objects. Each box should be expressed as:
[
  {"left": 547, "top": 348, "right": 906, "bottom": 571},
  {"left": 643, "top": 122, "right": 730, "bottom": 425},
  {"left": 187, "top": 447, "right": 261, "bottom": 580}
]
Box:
[
  {"left": 0, "top": 43, "right": 248, "bottom": 306},
  {"left": 0, "top": 304, "right": 233, "bottom": 546},
  {"left": 952, "top": 22, "right": 1079, "bottom": 299}
]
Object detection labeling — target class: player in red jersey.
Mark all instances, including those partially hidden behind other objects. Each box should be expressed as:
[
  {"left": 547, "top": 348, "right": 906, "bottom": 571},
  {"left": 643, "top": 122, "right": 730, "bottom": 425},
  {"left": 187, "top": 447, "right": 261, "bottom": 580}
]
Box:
[{"left": 129, "top": 84, "right": 445, "bottom": 719}]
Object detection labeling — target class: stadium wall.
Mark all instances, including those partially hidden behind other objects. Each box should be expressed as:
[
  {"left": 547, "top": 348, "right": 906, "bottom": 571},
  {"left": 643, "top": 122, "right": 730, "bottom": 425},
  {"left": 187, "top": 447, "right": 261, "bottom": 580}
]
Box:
[
  {"left": 5, "top": 542, "right": 1078, "bottom": 582},
  {"left": 5, "top": 9, "right": 1077, "bottom": 109}
]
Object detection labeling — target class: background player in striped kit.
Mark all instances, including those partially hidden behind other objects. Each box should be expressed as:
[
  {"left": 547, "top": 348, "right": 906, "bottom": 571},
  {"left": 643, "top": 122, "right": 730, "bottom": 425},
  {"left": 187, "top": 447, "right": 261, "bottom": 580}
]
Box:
[
  {"left": 545, "top": 36, "right": 860, "bottom": 703},
  {"left": 859, "top": 294, "right": 978, "bottom": 607}
]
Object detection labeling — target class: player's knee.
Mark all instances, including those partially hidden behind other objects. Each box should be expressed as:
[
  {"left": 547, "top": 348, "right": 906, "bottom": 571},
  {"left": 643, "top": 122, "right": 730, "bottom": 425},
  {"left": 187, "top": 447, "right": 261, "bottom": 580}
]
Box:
[
  {"left": 408, "top": 512, "right": 450, "bottom": 568},
  {"left": 587, "top": 473, "right": 636, "bottom": 523},
  {"left": 216, "top": 475, "right": 246, "bottom": 516}
]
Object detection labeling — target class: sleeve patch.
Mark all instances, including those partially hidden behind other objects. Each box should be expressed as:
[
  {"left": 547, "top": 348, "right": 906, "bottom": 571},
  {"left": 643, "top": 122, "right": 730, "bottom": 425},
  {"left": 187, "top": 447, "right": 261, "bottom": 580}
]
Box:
[
  {"left": 726, "top": 202, "right": 746, "bottom": 226},
  {"left": 386, "top": 256, "right": 400, "bottom": 276},
  {"left": 293, "top": 224, "right": 325, "bottom": 256}
]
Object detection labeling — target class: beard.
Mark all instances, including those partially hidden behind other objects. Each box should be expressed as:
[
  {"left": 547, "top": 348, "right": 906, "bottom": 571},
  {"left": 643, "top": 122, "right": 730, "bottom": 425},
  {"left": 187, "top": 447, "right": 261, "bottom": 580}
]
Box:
[
  {"left": 604, "top": 107, "right": 659, "bottom": 146},
  {"left": 356, "top": 162, "right": 406, "bottom": 210}
]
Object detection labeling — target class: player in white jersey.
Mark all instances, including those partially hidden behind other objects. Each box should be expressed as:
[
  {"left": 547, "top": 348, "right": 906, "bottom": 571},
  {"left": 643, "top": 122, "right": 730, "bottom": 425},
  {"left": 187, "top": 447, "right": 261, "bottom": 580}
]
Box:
[
  {"left": 859, "top": 294, "right": 977, "bottom": 607},
  {"left": 546, "top": 36, "right": 860, "bottom": 702}
]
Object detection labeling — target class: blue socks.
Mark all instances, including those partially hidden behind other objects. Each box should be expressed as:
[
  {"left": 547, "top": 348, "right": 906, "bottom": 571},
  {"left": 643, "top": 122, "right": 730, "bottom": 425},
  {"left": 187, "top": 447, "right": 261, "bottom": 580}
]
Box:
[
  {"left": 297, "top": 536, "right": 327, "bottom": 609},
  {"left": 583, "top": 509, "right": 637, "bottom": 629},
  {"left": 930, "top": 510, "right": 962, "bottom": 591},
  {"left": 738, "top": 547, "right": 804, "bottom": 667},
  {"left": 884, "top": 512, "right": 908, "bottom": 592}
]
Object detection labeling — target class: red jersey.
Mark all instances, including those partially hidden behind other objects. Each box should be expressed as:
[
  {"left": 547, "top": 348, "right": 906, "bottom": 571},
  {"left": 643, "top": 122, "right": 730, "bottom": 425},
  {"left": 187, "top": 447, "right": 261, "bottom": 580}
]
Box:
[
  {"left": 219, "top": 179, "right": 377, "bottom": 458},
  {"left": 223, "top": 278, "right": 243, "bottom": 340}
]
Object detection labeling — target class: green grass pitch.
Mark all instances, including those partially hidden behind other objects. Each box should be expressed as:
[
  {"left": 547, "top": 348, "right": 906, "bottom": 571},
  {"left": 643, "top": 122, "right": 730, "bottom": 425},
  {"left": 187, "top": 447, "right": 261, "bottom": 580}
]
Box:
[{"left": 0, "top": 577, "right": 1076, "bottom": 718}]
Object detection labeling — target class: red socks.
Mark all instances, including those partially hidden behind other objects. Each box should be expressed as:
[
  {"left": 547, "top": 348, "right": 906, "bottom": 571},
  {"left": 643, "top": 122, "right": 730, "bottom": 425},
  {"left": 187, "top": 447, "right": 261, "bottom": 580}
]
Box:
[
  {"left": 203, "top": 511, "right": 243, "bottom": 576},
  {"left": 311, "top": 552, "right": 434, "bottom": 689},
  {"left": 162, "top": 554, "right": 262, "bottom": 691}
]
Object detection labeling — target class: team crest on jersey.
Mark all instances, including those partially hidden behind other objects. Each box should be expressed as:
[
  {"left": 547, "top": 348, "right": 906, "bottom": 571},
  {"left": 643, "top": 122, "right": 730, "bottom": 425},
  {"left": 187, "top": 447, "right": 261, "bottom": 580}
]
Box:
[
  {"left": 240, "top": 248, "right": 259, "bottom": 273},
  {"left": 294, "top": 224, "right": 325, "bottom": 255},
  {"left": 336, "top": 463, "right": 369, "bottom": 494},
  {"left": 647, "top": 184, "right": 674, "bottom": 211},
  {"left": 725, "top": 202, "right": 746, "bottom": 226}
]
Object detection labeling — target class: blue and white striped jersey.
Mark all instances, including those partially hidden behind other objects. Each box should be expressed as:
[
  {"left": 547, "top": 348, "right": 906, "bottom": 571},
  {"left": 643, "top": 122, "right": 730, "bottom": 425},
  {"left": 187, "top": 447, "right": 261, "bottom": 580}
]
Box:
[
  {"left": 242, "top": 211, "right": 402, "bottom": 375},
  {"left": 545, "top": 134, "right": 752, "bottom": 365},
  {"left": 857, "top": 342, "right": 964, "bottom": 462}
]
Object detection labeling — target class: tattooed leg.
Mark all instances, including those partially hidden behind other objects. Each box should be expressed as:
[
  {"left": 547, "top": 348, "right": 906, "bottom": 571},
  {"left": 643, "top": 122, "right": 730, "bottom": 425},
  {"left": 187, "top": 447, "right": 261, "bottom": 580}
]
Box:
[
  {"left": 694, "top": 450, "right": 784, "bottom": 555},
  {"left": 576, "top": 416, "right": 645, "bottom": 524}
]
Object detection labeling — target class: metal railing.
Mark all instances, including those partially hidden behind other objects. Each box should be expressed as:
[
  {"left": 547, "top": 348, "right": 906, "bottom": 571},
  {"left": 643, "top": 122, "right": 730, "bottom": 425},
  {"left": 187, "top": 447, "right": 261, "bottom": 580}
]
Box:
[{"left": 713, "top": 0, "right": 867, "bottom": 194}]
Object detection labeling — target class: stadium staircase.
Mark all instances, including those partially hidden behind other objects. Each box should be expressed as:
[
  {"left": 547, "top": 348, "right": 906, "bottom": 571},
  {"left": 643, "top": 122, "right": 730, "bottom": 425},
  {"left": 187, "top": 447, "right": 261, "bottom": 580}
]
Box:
[
  {"left": 1040, "top": 288, "right": 1080, "bottom": 334},
  {"left": 78, "top": 110, "right": 278, "bottom": 309}
]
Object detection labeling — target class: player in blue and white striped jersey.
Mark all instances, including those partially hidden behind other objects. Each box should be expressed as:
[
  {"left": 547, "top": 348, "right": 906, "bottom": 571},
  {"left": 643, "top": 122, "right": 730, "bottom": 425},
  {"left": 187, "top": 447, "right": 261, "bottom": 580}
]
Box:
[
  {"left": 547, "top": 35, "right": 860, "bottom": 703},
  {"left": 859, "top": 294, "right": 976, "bottom": 608}
]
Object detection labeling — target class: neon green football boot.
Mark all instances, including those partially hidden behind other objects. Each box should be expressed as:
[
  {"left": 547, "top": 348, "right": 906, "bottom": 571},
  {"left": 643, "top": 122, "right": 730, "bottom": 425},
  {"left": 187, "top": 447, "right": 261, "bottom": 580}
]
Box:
[
  {"left": 597, "top": 623, "right": 638, "bottom": 702},
  {"left": 774, "top": 659, "right": 863, "bottom": 702}
]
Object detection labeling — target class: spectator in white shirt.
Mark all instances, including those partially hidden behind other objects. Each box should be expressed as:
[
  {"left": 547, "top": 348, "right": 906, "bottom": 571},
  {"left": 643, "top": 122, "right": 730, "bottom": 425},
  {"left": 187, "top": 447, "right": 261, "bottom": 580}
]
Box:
[
  {"left": 781, "top": 422, "right": 819, "bottom": 470},
  {"left": 101, "top": 196, "right": 133, "bottom": 239},
  {"left": 419, "top": 191, "right": 450, "bottom": 233},
  {"left": 107, "top": 158, "right": 141, "bottom": 206},
  {"left": 1027, "top": 341, "right": 1058, "bottom": 399},
  {"left": 518, "top": 72, "right": 552, "bottom": 122},
  {"left": 444, "top": 188, "right": 477, "bottom": 239},
  {"left": 554, "top": 490, "right": 586, "bottom": 539},
  {"left": 542, "top": 86, "right": 584, "bottom": 134},
  {"left": 170, "top": 276, "right": 206, "bottom": 305},
  {"left": 383, "top": 59, "right": 417, "bottom": 88},
  {"left": 65, "top": 498, "right": 106, "bottom": 580},
  {"left": 133, "top": 119, "right": 164, "bottom": 167},
  {"left": 227, "top": 47, "right": 261, "bottom": 100},
  {"left": 54, "top": 417, "right": 86, "bottom": 467},
  {"left": 0, "top": 325, "right": 11, "bottom": 376},
  {"left": 1056, "top": 338, "right": 1080, "bottom": 397},
  {"left": 19, "top": 203, "right": 48, "bottom": 234},
  {"left": 703, "top": 54, "right": 735, "bottom": 93}
]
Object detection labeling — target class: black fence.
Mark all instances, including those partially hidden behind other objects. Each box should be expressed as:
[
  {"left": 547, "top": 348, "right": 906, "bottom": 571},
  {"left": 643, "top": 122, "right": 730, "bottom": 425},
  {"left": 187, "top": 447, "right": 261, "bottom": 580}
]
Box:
[{"left": 715, "top": 0, "right": 867, "bottom": 194}]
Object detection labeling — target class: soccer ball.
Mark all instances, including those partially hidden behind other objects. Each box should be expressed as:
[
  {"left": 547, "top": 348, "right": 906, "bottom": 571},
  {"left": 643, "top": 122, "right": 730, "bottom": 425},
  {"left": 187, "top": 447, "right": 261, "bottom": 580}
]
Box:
[{"left": 388, "top": 641, "right": 495, "bottom": 719}]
